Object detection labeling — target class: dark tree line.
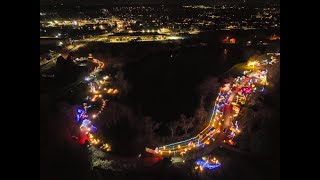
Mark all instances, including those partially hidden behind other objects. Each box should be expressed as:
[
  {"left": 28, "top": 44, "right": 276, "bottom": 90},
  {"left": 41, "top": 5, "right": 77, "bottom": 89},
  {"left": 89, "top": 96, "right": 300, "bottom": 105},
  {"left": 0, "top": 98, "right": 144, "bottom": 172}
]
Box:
[{"left": 40, "top": 94, "right": 92, "bottom": 180}]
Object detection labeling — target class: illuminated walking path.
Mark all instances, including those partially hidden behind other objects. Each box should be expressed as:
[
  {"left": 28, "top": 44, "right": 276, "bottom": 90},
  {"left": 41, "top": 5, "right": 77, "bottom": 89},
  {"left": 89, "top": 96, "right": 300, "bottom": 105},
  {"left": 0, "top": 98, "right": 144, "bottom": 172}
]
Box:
[
  {"left": 150, "top": 63, "right": 270, "bottom": 157},
  {"left": 75, "top": 56, "right": 116, "bottom": 151},
  {"left": 72, "top": 54, "right": 275, "bottom": 157}
]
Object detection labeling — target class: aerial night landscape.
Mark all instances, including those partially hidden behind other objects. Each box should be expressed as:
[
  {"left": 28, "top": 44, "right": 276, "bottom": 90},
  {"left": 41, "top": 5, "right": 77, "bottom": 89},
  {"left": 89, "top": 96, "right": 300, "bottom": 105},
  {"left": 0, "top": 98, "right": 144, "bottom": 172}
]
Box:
[{"left": 40, "top": 0, "right": 280, "bottom": 179}]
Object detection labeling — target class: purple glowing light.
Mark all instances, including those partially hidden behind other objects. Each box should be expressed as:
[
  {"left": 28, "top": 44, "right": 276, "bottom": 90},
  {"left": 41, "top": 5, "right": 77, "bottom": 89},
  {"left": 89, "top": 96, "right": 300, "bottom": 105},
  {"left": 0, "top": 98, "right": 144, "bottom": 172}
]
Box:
[{"left": 90, "top": 125, "right": 98, "bottom": 132}]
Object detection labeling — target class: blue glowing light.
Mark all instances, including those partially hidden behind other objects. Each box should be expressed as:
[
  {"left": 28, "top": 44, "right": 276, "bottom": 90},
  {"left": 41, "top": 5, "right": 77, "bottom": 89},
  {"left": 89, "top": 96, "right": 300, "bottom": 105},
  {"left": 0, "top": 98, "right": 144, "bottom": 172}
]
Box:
[
  {"left": 77, "top": 108, "right": 84, "bottom": 114},
  {"left": 82, "top": 119, "right": 91, "bottom": 126},
  {"left": 76, "top": 114, "right": 81, "bottom": 122},
  {"left": 196, "top": 160, "right": 221, "bottom": 170},
  {"left": 76, "top": 109, "right": 86, "bottom": 122},
  {"left": 84, "top": 76, "right": 91, "bottom": 81}
]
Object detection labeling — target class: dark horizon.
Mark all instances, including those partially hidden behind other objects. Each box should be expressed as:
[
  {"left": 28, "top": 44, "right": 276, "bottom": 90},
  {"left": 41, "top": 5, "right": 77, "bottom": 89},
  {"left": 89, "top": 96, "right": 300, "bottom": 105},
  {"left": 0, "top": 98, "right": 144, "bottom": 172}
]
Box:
[{"left": 40, "top": 0, "right": 280, "bottom": 6}]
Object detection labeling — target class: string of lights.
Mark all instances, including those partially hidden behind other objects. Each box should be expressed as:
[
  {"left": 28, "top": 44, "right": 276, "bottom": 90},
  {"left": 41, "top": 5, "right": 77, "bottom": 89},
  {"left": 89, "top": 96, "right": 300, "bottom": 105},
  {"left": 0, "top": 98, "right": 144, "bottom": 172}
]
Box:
[
  {"left": 75, "top": 57, "right": 118, "bottom": 152},
  {"left": 152, "top": 59, "right": 274, "bottom": 156}
]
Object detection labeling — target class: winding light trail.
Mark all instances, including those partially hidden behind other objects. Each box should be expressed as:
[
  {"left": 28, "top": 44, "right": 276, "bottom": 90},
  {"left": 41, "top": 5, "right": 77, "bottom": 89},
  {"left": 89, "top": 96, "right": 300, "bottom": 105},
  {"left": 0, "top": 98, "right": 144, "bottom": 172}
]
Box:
[
  {"left": 72, "top": 54, "right": 275, "bottom": 158},
  {"left": 75, "top": 56, "right": 117, "bottom": 151},
  {"left": 151, "top": 62, "right": 271, "bottom": 157}
]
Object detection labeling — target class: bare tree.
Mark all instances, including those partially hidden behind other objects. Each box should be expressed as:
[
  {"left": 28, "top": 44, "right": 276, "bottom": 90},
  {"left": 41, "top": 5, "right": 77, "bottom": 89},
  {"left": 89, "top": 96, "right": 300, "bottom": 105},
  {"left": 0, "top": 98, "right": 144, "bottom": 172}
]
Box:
[
  {"left": 179, "top": 114, "right": 195, "bottom": 135},
  {"left": 167, "top": 120, "right": 179, "bottom": 137},
  {"left": 144, "top": 116, "right": 160, "bottom": 138},
  {"left": 195, "top": 96, "right": 208, "bottom": 126}
]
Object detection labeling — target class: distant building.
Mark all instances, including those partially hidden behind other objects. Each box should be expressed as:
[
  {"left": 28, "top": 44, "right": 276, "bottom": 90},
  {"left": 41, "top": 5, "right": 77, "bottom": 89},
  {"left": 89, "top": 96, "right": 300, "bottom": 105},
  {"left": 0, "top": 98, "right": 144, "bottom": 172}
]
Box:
[
  {"left": 229, "top": 38, "right": 236, "bottom": 44},
  {"left": 223, "top": 36, "right": 236, "bottom": 44},
  {"left": 269, "top": 34, "right": 280, "bottom": 41}
]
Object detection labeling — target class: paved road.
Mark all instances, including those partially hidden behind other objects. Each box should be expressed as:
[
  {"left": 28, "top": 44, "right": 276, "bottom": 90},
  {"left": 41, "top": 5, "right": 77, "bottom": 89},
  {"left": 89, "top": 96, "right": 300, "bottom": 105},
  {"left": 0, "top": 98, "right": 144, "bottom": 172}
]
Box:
[
  {"left": 40, "top": 53, "right": 60, "bottom": 73},
  {"left": 40, "top": 60, "right": 55, "bottom": 73}
]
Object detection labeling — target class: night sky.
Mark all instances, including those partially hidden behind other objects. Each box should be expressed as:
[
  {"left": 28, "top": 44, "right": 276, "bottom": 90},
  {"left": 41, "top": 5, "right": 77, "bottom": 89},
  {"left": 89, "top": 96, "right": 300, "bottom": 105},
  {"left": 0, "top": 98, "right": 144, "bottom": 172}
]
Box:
[{"left": 41, "top": 0, "right": 279, "bottom": 5}]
